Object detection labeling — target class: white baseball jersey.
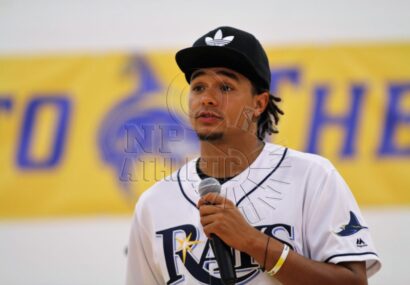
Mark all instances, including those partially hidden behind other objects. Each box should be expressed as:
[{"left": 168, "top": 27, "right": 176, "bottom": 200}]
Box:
[{"left": 126, "top": 143, "right": 381, "bottom": 284}]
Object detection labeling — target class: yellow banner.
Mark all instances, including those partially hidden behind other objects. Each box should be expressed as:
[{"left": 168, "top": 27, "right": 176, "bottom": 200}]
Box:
[{"left": 0, "top": 43, "right": 409, "bottom": 218}]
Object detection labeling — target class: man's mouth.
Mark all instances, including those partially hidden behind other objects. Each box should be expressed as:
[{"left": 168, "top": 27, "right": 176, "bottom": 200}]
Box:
[
  {"left": 196, "top": 111, "right": 223, "bottom": 119},
  {"left": 196, "top": 111, "right": 223, "bottom": 123}
]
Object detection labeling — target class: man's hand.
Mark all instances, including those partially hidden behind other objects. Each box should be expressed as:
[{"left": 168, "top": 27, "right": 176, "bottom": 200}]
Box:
[
  {"left": 197, "top": 192, "right": 259, "bottom": 253},
  {"left": 197, "top": 192, "right": 368, "bottom": 285}
]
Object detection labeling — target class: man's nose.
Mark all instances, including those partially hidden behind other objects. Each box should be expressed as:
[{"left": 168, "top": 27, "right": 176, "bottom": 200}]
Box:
[{"left": 200, "top": 89, "right": 219, "bottom": 106}]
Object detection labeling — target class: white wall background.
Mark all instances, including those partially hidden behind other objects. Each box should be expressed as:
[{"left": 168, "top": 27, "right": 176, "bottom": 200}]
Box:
[
  {"left": 1, "top": 0, "right": 410, "bottom": 54},
  {"left": 1, "top": 0, "right": 409, "bottom": 284}
]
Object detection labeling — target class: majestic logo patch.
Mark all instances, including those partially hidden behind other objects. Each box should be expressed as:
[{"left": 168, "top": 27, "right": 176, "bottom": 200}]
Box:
[
  {"left": 336, "top": 211, "right": 368, "bottom": 236},
  {"left": 356, "top": 238, "right": 368, "bottom": 248},
  {"left": 205, "top": 29, "right": 234, "bottom": 46}
]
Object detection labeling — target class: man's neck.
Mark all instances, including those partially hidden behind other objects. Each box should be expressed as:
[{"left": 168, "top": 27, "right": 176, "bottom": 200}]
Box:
[{"left": 198, "top": 135, "right": 265, "bottom": 178}]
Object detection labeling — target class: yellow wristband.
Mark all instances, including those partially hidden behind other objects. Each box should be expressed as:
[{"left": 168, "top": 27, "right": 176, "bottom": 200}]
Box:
[{"left": 267, "top": 244, "right": 290, "bottom": 276}]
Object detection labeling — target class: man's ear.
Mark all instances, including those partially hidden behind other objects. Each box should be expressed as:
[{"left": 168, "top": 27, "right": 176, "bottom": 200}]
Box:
[{"left": 253, "top": 91, "right": 269, "bottom": 117}]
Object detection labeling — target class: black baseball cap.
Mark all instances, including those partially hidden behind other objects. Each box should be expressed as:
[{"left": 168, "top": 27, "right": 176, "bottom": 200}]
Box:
[{"left": 175, "top": 26, "right": 271, "bottom": 91}]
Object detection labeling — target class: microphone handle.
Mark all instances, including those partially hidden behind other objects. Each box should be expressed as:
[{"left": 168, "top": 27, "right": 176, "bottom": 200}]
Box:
[{"left": 210, "top": 234, "right": 237, "bottom": 285}]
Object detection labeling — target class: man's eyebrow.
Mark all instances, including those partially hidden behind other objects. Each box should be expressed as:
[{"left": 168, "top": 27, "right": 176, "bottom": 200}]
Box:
[
  {"left": 190, "top": 70, "right": 205, "bottom": 82},
  {"left": 215, "top": 70, "right": 240, "bottom": 82},
  {"left": 190, "top": 69, "right": 240, "bottom": 82}
]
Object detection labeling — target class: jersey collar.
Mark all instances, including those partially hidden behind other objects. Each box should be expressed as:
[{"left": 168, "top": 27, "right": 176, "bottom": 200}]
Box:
[{"left": 177, "top": 143, "right": 288, "bottom": 209}]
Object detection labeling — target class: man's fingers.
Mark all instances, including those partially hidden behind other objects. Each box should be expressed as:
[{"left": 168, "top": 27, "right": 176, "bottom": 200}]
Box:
[
  {"left": 200, "top": 213, "right": 220, "bottom": 227},
  {"left": 197, "top": 193, "right": 235, "bottom": 208},
  {"left": 199, "top": 204, "right": 220, "bottom": 216},
  {"left": 202, "top": 221, "right": 218, "bottom": 238},
  {"left": 198, "top": 193, "right": 224, "bottom": 206}
]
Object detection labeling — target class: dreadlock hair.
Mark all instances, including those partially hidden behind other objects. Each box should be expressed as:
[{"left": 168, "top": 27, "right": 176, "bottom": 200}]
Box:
[{"left": 251, "top": 84, "right": 284, "bottom": 141}]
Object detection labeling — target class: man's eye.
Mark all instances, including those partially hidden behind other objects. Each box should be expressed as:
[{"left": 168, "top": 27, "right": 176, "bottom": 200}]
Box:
[
  {"left": 192, "top": 85, "right": 204, "bottom": 92},
  {"left": 221, "top": 85, "right": 233, "bottom": 92}
]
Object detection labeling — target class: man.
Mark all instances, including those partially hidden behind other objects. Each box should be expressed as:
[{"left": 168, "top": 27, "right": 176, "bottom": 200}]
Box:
[{"left": 126, "top": 26, "right": 381, "bottom": 284}]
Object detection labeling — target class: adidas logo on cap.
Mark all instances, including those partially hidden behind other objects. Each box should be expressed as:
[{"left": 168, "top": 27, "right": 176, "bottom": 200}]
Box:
[{"left": 205, "top": 29, "right": 234, "bottom": 46}]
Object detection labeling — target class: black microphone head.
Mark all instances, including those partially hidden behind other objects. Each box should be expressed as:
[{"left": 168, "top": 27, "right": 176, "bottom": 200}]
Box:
[{"left": 198, "top": 177, "right": 221, "bottom": 197}]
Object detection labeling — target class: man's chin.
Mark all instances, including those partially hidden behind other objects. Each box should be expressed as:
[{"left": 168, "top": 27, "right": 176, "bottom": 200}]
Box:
[{"left": 197, "top": 132, "right": 224, "bottom": 141}]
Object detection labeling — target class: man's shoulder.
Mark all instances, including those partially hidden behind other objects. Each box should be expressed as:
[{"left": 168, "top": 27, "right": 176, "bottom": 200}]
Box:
[
  {"left": 137, "top": 159, "right": 196, "bottom": 204},
  {"left": 268, "top": 143, "right": 335, "bottom": 172},
  {"left": 139, "top": 171, "right": 179, "bottom": 200}
]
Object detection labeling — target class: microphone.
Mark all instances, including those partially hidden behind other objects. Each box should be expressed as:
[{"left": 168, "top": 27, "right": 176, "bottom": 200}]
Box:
[{"left": 198, "top": 178, "right": 237, "bottom": 285}]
